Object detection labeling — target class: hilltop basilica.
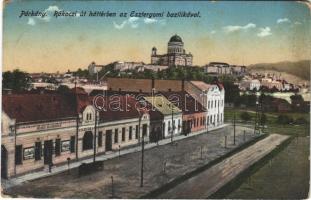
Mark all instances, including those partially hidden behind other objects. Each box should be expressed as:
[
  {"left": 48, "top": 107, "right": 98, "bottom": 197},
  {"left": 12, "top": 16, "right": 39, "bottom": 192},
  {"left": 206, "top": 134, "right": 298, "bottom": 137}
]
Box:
[{"left": 151, "top": 34, "right": 193, "bottom": 67}]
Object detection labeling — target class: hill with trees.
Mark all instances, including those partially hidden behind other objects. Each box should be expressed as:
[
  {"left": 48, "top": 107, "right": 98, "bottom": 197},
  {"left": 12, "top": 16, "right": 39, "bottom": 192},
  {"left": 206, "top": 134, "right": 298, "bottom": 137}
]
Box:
[{"left": 248, "top": 60, "right": 310, "bottom": 81}]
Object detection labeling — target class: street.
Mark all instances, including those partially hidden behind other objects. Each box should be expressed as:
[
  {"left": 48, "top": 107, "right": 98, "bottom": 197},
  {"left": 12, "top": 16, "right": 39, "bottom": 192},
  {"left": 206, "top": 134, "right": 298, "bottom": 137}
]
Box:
[{"left": 5, "top": 125, "right": 259, "bottom": 198}]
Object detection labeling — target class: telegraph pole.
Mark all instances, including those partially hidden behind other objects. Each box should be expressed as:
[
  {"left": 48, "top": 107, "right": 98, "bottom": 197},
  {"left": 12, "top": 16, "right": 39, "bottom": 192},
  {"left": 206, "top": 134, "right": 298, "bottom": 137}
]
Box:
[
  {"left": 137, "top": 109, "right": 144, "bottom": 187},
  {"left": 74, "top": 78, "right": 79, "bottom": 160},
  {"left": 93, "top": 110, "right": 97, "bottom": 162},
  {"left": 233, "top": 110, "right": 236, "bottom": 145},
  {"left": 141, "top": 131, "right": 145, "bottom": 187},
  {"left": 171, "top": 106, "right": 174, "bottom": 143}
]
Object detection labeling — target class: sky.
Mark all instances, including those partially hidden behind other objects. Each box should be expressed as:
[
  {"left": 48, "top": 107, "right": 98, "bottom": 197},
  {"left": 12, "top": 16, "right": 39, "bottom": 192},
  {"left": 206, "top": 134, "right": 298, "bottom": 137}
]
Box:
[{"left": 3, "top": 0, "right": 310, "bottom": 73}]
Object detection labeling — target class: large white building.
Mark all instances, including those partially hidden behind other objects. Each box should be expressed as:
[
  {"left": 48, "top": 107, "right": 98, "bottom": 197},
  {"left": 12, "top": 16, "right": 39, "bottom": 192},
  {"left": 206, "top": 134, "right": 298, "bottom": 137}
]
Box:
[
  {"left": 185, "top": 81, "right": 225, "bottom": 129},
  {"left": 151, "top": 35, "right": 193, "bottom": 67}
]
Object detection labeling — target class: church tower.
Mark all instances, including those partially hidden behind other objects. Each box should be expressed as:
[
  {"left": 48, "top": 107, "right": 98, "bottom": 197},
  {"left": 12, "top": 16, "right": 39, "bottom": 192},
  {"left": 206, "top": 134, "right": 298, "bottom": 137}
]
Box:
[{"left": 152, "top": 47, "right": 157, "bottom": 56}]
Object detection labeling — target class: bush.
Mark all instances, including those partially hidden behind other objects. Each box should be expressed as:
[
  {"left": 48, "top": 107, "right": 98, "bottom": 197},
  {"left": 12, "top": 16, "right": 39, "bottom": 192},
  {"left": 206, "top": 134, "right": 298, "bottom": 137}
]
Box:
[
  {"left": 240, "top": 112, "right": 252, "bottom": 122},
  {"left": 277, "top": 115, "right": 293, "bottom": 125},
  {"left": 295, "top": 117, "right": 308, "bottom": 125},
  {"left": 260, "top": 113, "right": 267, "bottom": 125}
]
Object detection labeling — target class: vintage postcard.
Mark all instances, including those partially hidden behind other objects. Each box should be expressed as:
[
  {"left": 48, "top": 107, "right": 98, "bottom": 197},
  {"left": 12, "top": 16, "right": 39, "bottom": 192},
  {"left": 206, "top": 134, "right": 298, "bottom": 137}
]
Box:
[{"left": 1, "top": 0, "right": 310, "bottom": 199}]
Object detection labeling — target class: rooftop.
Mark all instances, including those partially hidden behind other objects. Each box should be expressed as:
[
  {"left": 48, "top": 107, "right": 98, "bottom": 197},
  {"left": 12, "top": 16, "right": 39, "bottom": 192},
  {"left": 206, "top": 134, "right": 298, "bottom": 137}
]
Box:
[{"left": 144, "top": 95, "right": 182, "bottom": 116}]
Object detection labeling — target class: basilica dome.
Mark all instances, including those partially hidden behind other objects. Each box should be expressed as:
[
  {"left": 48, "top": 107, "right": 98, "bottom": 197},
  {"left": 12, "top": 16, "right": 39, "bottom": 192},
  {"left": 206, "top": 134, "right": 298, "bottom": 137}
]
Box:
[{"left": 169, "top": 34, "right": 183, "bottom": 43}]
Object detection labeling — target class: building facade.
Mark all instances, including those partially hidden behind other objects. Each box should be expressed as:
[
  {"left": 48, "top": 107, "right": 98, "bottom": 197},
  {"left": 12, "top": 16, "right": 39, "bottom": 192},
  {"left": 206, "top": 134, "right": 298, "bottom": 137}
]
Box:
[
  {"left": 239, "top": 79, "right": 261, "bottom": 91},
  {"left": 151, "top": 35, "right": 193, "bottom": 67},
  {"left": 107, "top": 77, "right": 225, "bottom": 129},
  {"left": 204, "top": 62, "right": 231, "bottom": 76},
  {"left": 161, "top": 91, "right": 207, "bottom": 135},
  {"left": 1, "top": 93, "right": 149, "bottom": 178},
  {"left": 185, "top": 81, "right": 225, "bottom": 129},
  {"left": 144, "top": 95, "right": 183, "bottom": 139}
]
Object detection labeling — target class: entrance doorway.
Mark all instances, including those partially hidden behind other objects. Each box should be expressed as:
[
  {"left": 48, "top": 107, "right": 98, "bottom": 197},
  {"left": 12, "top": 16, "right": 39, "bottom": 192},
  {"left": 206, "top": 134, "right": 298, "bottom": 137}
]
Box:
[
  {"left": 105, "top": 130, "right": 112, "bottom": 151},
  {"left": 44, "top": 140, "right": 53, "bottom": 165},
  {"left": 1, "top": 145, "right": 8, "bottom": 179}
]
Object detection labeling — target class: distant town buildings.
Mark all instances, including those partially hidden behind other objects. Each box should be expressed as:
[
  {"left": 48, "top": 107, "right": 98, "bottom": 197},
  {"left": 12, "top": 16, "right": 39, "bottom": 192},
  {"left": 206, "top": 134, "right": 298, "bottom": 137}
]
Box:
[
  {"left": 204, "top": 62, "right": 246, "bottom": 76},
  {"left": 88, "top": 62, "right": 106, "bottom": 75},
  {"left": 113, "top": 61, "right": 144, "bottom": 71},
  {"left": 239, "top": 79, "right": 261, "bottom": 91},
  {"left": 151, "top": 34, "right": 193, "bottom": 67}
]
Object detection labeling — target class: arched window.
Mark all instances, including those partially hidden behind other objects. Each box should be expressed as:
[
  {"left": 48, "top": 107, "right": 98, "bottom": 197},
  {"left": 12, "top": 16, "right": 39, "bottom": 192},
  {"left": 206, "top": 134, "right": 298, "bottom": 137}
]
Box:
[{"left": 83, "top": 131, "right": 93, "bottom": 150}]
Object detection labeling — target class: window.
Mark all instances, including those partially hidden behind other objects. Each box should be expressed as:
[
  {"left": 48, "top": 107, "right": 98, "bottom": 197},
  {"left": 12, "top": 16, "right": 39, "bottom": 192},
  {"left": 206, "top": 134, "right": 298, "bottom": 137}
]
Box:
[
  {"left": 98, "top": 131, "right": 103, "bottom": 147},
  {"left": 173, "top": 120, "right": 175, "bottom": 131},
  {"left": 23, "top": 147, "right": 34, "bottom": 160},
  {"left": 86, "top": 113, "right": 92, "bottom": 121},
  {"left": 83, "top": 131, "right": 93, "bottom": 150},
  {"left": 55, "top": 139, "right": 61, "bottom": 156},
  {"left": 135, "top": 125, "right": 139, "bottom": 139},
  {"left": 129, "top": 126, "right": 132, "bottom": 140},
  {"left": 122, "top": 128, "right": 125, "bottom": 141},
  {"left": 142, "top": 124, "right": 147, "bottom": 136},
  {"left": 15, "top": 145, "right": 22, "bottom": 165},
  {"left": 114, "top": 129, "right": 118, "bottom": 143},
  {"left": 61, "top": 140, "right": 70, "bottom": 152},
  {"left": 178, "top": 119, "right": 181, "bottom": 130},
  {"left": 35, "top": 142, "right": 42, "bottom": 161},
  {"left": 70, "top": 136, "right": 75, "bottom": 153}
]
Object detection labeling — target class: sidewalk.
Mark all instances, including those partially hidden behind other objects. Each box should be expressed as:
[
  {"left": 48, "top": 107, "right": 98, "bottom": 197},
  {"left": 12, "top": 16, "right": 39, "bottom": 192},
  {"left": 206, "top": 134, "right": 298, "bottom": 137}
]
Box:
[{"left": 2, "top": 124, "right": 228, "bottom": 189}]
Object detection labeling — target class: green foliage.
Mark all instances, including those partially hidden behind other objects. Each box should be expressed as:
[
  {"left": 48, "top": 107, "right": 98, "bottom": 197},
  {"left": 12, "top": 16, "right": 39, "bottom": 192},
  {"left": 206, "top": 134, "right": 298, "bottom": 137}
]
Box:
[
  {"left": 238, "top": 94, "right": 257, "bottom": 107},
  {"left": 73, "top": 68, "right": 89, "bottom": 78},
  {"left": 3, "top": 69, "right": 30, "bottom": 91},
  {"left": 57, "top": 85, "right": 71, "bottom": 94},
  {"left": 240, "top": 112, "right": 252, "bottom": 122},
  {"left": 290, "top": 94, "right": 304, "bottom": 102},
  {"left": 295, "top": 117, "right": 308, "bottom": 125},
  {"left": 276, "top": 114, "right": 293, "bottom": 125},
  {"left": 260, "top": 113, "right": 267, "bottom": 125}
]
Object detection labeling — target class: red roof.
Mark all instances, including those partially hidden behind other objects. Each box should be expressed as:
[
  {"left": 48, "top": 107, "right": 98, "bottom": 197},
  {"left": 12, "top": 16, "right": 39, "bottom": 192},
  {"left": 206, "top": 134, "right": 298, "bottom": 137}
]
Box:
[
  {"left": 97, "top": 95, "right": 147, "bottom": 122},
  {"left": 2, "top": 94, "right": 77, "bottom": 123}
]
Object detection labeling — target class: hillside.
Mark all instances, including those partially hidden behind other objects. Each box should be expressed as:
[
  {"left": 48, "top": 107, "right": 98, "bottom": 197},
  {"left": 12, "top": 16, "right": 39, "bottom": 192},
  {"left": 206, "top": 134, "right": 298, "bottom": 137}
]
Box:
[{"left": 248, "top": 60, "right": 310, "bottom": 81}]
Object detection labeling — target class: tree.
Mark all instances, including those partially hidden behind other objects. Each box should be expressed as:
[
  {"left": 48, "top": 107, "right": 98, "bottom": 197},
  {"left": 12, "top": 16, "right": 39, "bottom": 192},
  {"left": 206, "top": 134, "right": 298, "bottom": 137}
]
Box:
[
  {"left": 74, "top": 68, "right": 89, "bottom": 78},
  {"left": 57, "top": 85, "right": 71, "bottom": 94},
  {"left": 222, "top": 79, "right": 240, "bottom": 105},
  {"left": 290, "top": 94, "right": 304, "bottom": 103},
  {"left": 295, "top": 117, "right": 307, "bottom": 125},
  {"left": 3, "top": 69, "right": 30, "bottom": 91},
  {"left": 260, "top": 113, "right": 267, "bottom": 125},
  {"left": 240, "top": 112, "right": 252, "bottom": 122},
  {"left": 276, "top": 114, "right": 293, "bottom": 125}
]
